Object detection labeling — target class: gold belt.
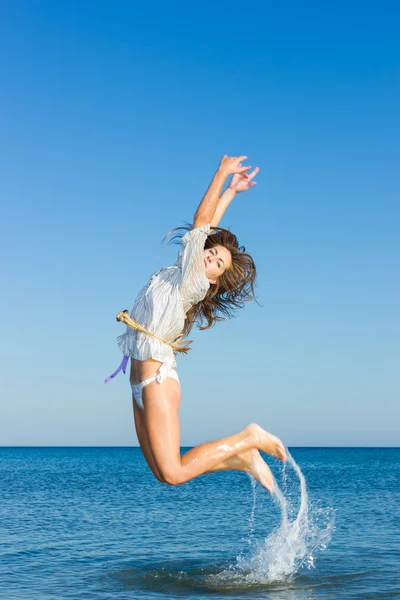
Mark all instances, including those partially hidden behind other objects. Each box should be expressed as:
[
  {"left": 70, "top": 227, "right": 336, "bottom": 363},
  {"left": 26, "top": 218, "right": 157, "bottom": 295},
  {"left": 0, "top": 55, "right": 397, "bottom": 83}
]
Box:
[{"left": 116, "top": 310, "right": 192, "bottom": 354}]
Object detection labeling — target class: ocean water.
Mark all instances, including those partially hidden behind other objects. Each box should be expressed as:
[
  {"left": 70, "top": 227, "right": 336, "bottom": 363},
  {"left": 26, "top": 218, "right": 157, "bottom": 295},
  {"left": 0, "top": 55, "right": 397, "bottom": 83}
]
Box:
[{"left": 0, "top": 447, "right": 399, "bottom": 600}]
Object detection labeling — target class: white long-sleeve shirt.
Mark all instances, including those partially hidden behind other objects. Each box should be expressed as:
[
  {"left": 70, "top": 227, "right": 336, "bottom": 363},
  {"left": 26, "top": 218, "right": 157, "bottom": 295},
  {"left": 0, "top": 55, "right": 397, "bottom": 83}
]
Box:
[{"left": 116, "top": 224, "right": 210, "bottom": 371}]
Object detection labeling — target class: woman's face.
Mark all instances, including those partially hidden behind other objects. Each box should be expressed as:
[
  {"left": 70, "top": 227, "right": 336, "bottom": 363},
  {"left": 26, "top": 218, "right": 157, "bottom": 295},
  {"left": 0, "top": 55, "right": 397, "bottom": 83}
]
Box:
[{"left": 203, "top": 245, "right": 232, "bottom": 283}]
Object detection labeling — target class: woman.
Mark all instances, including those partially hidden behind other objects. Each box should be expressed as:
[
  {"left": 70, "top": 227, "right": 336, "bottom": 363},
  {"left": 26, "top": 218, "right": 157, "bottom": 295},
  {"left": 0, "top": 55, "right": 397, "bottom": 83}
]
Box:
[{"left": 108, "top": 155, "right": 286, "bottom": 492}]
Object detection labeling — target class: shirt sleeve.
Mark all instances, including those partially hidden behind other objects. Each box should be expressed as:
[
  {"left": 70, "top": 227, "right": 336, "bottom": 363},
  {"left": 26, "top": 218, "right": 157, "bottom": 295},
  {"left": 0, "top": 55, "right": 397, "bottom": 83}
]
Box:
[{"left": 179, "top": 224, "right": 210, "bottom": 305}]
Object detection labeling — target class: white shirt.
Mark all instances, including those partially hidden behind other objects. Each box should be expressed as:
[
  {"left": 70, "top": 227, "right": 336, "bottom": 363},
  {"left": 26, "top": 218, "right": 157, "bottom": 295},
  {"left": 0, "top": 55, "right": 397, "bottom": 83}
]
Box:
[{"left": 116, "top": 224, "right": 210, "bottom": 371}]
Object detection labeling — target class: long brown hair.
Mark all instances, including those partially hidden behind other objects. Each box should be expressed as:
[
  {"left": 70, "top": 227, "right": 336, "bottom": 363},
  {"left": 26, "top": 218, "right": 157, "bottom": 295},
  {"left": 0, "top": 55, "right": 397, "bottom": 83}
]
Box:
[{"left": 168, "top": 225, "right": 257, "bottom": 337}]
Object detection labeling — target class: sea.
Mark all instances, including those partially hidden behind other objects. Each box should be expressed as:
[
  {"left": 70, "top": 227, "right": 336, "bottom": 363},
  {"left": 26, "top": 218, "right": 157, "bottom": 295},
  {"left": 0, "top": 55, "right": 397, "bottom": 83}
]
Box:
[{"left": 0, "top": 447, "right": 399, "bottom": 600}]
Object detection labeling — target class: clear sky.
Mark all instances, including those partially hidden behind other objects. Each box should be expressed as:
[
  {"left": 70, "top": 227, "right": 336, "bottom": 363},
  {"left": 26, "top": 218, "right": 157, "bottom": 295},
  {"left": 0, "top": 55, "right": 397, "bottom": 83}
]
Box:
[{"left": 1, "top": 1, "right": 399, "bottom": 446}]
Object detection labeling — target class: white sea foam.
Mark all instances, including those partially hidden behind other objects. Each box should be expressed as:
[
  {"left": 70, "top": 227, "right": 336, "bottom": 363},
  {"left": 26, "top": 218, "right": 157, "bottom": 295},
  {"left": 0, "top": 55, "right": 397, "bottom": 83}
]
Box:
[{"left": 211, "top": 451, "right": 334, "bottom": 585}]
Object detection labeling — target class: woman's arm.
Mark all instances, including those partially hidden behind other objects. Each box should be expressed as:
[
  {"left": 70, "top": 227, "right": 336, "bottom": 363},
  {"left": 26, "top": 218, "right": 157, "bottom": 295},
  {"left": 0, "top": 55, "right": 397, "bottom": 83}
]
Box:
[
  {"left": 210, "top": 166, "right": 259, "bottom": 228},
  {"left": 193, "top": 156, "right": 249, "bottom": 229},
  {"left": 210, "top": 187, "right": 236, "bottom": 229}
]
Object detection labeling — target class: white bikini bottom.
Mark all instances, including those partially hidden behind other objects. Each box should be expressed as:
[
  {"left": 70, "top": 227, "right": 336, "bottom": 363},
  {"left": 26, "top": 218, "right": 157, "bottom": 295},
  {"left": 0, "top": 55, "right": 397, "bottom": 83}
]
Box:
[{"left": 131, "top": 358, "right": 180, "bottom": 410}]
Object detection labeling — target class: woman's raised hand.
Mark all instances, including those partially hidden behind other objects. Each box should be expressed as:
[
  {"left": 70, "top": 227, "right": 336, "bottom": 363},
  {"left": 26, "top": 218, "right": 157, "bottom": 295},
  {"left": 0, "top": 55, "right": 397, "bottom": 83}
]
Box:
[
  {"left": 229, "top": 166, "right": 259, "bottom": 193},
  {"left": 219, "top": 155, "right": 251, "bottom": 177}
]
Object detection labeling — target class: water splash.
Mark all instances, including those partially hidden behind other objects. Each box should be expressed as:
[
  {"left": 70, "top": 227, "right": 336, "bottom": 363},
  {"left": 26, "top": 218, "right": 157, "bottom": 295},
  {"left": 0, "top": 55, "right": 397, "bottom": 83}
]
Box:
[
  {"left": 246, "top": 474, "right": 258, "bottom": 546},
  {"left": 211, "top": 450, "right": 334, "bottom": 585}
]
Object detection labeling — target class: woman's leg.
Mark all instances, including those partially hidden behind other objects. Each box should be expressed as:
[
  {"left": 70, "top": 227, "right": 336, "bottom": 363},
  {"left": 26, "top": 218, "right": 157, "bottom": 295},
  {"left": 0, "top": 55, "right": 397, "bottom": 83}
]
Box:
[
  {"left": 132, "top": 397, "right": 164, "bottom": 482},
  {"left": 141, "top": 378, "right": 285, "bottom": 487},
  {"left": 135, "top": 396, "right": 274, "bottom": 491}
]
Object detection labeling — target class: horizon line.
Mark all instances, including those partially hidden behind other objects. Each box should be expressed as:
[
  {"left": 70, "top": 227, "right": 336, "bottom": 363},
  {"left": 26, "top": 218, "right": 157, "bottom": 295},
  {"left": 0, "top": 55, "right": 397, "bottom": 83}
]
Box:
[{"left": 1, "top": 445, "right": 399, "bottom": 449}]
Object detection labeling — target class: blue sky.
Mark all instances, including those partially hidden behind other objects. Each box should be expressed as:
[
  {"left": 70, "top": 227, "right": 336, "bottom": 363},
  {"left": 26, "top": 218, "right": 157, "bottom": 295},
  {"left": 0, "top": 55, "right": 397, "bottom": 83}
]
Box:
[{"left": 1, "top": 1, "right": 399, "bottom": 446}]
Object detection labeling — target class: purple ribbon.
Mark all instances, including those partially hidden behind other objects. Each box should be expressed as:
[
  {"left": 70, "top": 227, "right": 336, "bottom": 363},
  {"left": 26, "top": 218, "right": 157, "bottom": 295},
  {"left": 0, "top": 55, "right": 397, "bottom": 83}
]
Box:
[{"left": 104, "top": 355, "right": 129, "bottom": 384}]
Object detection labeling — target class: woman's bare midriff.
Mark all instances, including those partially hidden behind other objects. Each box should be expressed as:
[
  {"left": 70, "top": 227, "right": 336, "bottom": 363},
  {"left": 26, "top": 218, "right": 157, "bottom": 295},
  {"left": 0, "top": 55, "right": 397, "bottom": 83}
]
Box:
[{"left": 129, "top": 357, "right": 164, "bottom": 385}]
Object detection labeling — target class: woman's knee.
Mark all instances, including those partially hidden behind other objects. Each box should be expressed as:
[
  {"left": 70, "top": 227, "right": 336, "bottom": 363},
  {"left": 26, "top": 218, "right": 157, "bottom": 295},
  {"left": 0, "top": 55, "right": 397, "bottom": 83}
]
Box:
[{"left": 158, "top": 467, "right": 186, "bottom": 486}]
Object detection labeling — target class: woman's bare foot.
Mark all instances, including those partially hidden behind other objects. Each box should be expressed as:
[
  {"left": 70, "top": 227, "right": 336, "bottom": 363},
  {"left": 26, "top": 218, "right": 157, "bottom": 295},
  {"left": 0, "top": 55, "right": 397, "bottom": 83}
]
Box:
[
  {"left": 246, "top": 449, "right": 275, "bottom": 493},
  {"left": 246, "top": 423, "right": 286, "bottom": 462},
  {"left": 208, "top": 449, "right": 274, "bottom": 493}
]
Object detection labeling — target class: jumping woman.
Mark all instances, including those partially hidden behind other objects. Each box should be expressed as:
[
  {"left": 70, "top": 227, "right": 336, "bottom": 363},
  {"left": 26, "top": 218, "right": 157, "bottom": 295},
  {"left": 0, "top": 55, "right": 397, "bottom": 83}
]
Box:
[{"left": 106, "top": 155, "right": 286, "bottom": 492}]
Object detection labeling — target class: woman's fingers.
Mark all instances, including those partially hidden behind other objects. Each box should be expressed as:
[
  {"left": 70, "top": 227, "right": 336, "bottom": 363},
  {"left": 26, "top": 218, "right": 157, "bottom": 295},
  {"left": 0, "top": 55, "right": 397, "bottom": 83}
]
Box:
[
  {"left": 220, "top": 155, "right": 253, "bottom": 176},
  {"left": 235, "top": 155, "right": 250, "bottom": 173},
  {"left": 228, "top": 166, "right": 259, "bottom": 192},
  {"left": 247, "top": 166, "right": 260, "bottom": 181},
  {"left": 234, "top": 156, "right": 249, "bottom": 173}
]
